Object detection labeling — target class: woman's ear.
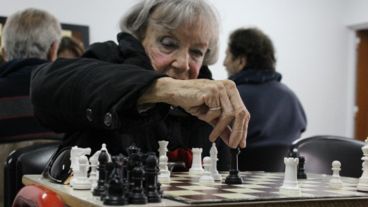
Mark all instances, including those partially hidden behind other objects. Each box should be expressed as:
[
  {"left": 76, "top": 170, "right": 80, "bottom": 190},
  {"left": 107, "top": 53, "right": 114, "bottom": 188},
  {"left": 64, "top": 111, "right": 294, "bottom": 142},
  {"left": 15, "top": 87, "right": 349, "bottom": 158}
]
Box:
[
  {"left": 1, "top": 48, "right": 8, "bottom": 61},
  {"left": 47, "top": 41, "right": 59, "bottom": 62}
]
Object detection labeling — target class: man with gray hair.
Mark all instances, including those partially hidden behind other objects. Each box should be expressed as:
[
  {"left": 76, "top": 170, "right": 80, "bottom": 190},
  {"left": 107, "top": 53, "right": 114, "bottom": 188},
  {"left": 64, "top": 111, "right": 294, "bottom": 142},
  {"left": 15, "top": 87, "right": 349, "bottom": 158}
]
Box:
[{"left": 0, "top": 8, "right": 62, "bottom": 205}]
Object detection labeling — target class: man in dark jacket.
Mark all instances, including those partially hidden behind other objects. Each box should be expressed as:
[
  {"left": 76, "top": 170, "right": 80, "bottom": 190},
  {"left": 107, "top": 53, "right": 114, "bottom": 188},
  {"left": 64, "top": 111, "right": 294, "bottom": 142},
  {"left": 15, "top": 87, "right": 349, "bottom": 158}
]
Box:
[
  {"left": 223, "top": 28, "right": 307, "bottom": 147},
  {"left": 0, "top": 9, "right": 62, "bottom": 202},
  {"left": 0, "top": 8, "right": 62, "bottom": 141}
]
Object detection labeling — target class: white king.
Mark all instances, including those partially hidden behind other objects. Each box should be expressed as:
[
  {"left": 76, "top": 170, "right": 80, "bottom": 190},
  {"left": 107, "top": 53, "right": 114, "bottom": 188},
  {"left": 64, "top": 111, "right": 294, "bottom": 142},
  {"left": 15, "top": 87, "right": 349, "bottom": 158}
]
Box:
[{"left": 357, "top": 138, "right": 368, "bottom": 191}]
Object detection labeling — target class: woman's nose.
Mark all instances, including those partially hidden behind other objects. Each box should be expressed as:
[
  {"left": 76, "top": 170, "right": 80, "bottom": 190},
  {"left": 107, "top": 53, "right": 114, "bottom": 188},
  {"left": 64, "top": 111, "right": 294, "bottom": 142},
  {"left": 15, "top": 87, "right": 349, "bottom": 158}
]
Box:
[{"left": 172, "top": 51, "right": 190, "bottom": 72}]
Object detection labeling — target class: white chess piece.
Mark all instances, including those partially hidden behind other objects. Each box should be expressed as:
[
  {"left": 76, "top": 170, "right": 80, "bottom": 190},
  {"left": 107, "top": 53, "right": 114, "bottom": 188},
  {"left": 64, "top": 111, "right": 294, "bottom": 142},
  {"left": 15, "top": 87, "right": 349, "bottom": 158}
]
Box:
[
  {"left": 210, "top": 143, "right": 222, "bottom": 181},
  {"left": 158, "top": 155, "right": 171, "bottom": 183},
  {"left": 72, "top": 154, "right": 92, "bottom": 190},
  {"left": 199, "top": 156, "right": 215, "bottom": 185},
  {"left": 358, "top": 138, "right": 368, "bottom": 191},
  {"left": 280, "top": 157, "right": 301, "bottom": 194},
  {"left": 189, "top": 148, "right": 204, "bottom": 176},
  {"left": 158, "top": 140, "right": 170, "bottom": 179},
  {"left": 70, "top": 146, "right": 91, "bottom": 187},
  {"left": 158, "top": 140, "right": 169, "bottom": 158},
  {"left": 89, "top": 154, "right": 99, "bottom": 191},
  {"left": 329, "top": 160, "right": 343, "bottom": 189}
]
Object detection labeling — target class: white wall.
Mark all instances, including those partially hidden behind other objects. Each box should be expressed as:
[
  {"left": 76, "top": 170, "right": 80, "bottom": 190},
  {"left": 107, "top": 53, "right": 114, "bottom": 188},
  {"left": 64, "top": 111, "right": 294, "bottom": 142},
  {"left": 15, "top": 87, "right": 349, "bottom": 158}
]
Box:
[{"left": 0, "top": 0, "right": 366, "bottom": 139}]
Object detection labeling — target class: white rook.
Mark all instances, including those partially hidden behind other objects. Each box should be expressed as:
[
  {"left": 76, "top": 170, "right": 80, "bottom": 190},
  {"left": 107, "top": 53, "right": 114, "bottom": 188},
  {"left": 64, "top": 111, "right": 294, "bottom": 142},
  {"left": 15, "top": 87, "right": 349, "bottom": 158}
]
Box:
[
  {"left": 280, "top": 157, "right": 301, "bottom": 194},
  {"left": 189, "top": 148, "right": 204, "bottom": 175}
]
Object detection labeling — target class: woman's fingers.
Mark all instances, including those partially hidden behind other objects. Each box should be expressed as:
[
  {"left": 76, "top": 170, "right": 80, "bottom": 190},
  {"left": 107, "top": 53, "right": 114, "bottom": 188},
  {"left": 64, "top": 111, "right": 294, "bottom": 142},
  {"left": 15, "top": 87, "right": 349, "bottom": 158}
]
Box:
[
  {"left": 171, "top": 79, "right": 250, "bottom": 149},
  {"left": 208, "top": 84, "right": 234, "bottom": 142},
  {"left": 223, "top": 80, "right": 250, "bottom": 148}
]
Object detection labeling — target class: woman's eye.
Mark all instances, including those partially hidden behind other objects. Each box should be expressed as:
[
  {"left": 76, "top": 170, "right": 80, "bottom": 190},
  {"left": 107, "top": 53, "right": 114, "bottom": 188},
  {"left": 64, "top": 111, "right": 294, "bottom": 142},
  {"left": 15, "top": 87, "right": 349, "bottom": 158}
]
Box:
[
  {"left": 191, "top": 49, "right": 204, "bottom": 58},
  {"left": 160, "top": 37, "right": 178, "bottom": 49}
]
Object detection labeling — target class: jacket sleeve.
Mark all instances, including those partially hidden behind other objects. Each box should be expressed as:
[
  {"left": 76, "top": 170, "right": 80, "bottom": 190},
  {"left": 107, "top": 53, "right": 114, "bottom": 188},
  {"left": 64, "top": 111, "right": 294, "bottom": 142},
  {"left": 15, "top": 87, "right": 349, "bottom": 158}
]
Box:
[{"left": 30, "top": 57, "right": 167, "bottom": 132}]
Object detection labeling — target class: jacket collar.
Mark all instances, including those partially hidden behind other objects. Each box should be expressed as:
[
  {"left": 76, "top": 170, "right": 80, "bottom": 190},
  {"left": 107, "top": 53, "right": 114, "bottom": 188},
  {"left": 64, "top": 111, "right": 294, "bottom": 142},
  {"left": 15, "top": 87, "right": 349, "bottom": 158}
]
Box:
[
  {"left": 0, "top": 58, "right": 47, "bottom": 77},
  {"left": 229, "top": 68, "right": 282, "bottom": 84}
]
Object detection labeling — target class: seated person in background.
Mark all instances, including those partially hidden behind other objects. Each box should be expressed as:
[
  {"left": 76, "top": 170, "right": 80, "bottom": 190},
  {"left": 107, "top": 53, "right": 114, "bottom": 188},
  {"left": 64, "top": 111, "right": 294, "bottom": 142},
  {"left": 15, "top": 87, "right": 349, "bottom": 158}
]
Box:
[
  {"left": 223, "top": 27, "right": 306, "bottom": 147},
  {"left": 57, "top": 36, "right": 85, "bottom": 59},
  {"left": 0, "top": 8, "right": 62, "bottom": 141},
  {"left": 31, "top": 0, "right": 250, "bottom": 171},
  {"left": 0, "top": 8, "right": 62, "bottom": 201},
  {"left": 0, "top": 53, "right": 5, "bottom": 64}
]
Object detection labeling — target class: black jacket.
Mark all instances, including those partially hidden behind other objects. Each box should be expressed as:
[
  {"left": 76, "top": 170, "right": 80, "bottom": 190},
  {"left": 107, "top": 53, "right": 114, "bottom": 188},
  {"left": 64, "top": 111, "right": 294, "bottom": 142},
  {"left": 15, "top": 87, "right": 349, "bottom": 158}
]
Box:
[
  {"left": 0, "top": 59, "right": 61, "bottom": 141},
  {"left": 31, "top": 33, "right": 230, "bottom": 169},
  {"left": 230, "top": 69, "right": 307, "bottom": 146}
]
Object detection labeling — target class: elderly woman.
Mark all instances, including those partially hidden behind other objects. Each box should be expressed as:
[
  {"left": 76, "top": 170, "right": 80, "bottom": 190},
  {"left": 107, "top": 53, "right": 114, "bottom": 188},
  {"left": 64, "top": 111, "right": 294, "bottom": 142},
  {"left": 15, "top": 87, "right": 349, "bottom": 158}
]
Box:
[{"left": 31, "top": 0, "right": 249, "bottom": 171}]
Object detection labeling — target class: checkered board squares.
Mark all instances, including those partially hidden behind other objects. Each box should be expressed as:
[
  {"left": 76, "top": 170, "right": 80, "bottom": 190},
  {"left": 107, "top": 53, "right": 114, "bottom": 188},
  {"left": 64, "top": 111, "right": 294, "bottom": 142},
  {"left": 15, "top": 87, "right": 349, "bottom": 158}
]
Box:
[{"left": 161, "top": 172, "right": 368, "bottom": 204}]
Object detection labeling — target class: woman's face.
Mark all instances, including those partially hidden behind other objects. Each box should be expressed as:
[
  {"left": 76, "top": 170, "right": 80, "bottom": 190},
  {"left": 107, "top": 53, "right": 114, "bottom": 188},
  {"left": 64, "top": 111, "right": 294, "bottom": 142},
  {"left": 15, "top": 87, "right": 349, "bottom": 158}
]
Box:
[{"left": 142, "top": 22, "right": 209, "bottom": 80}]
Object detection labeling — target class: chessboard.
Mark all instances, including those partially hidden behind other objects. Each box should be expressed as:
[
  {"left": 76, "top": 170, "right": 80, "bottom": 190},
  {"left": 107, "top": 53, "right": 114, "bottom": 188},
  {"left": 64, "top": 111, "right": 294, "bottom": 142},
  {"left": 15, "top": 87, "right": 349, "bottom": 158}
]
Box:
[{"left": 161, "top": 171, "right": 368, "bottom": 204}]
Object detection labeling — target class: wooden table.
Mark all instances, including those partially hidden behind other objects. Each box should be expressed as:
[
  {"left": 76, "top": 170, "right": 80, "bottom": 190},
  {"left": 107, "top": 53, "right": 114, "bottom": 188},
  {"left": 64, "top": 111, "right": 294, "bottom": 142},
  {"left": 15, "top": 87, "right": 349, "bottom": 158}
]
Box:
[{"left": 23, "top": 173, "right": 368, "bottom": 207}]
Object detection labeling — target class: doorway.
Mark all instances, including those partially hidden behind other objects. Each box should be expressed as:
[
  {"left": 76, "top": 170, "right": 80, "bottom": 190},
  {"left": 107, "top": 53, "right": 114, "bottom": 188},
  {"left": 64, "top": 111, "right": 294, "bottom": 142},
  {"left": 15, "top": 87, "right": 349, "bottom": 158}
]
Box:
[{"left": 355, "top": 30, "right": 368, "bottom": 141}]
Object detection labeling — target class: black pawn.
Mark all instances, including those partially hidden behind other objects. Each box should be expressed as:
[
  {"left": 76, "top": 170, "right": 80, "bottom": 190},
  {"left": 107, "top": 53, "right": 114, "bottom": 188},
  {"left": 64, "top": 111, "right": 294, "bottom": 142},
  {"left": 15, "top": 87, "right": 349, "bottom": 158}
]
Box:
[
  {"left": 93, "top": 149, "right": 109, "bottom": 196},
  {"left": 129, "top": 152, "right": 147, "bottom": 204},
  {"left": 144, "top": 153, "right": 161, "bottom": 203},
  {"left": 225, "top": 147, "right": 243, "bottom": 184},
  {"left": 297, "top": 156, "right": 307, "bottom": 179},
  {"left": 103, "top": 157, "right": 128, "bottom": 205}
]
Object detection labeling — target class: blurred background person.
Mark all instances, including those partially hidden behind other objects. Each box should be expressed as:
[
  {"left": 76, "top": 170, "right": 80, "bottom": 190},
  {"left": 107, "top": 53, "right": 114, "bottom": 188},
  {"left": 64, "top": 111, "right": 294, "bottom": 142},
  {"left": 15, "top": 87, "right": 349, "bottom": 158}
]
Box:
[
  {"left": 223, "top": 27, "right": 307, "bottom": 147},
  {"left": 57, "top": 36, "right": 85, "bottom": 58},
  {"left": 0, "top": 54, "right": 4, "bottom": 64},
  {"left": 0, "top": 8, "right": 62, "bottom": 204}
]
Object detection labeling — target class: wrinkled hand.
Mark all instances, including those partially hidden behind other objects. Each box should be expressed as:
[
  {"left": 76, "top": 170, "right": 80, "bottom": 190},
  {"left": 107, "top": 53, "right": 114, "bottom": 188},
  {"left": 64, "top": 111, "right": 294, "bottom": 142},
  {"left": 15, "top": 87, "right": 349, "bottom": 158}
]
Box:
[{"left": 162, "top": 78, "right": 250, "bottom": 149}]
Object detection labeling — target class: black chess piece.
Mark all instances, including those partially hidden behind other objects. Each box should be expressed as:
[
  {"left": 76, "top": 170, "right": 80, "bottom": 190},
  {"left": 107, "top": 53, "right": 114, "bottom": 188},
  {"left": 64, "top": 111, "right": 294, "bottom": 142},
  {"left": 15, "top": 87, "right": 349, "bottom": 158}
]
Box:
[
  {"left": 297, "top": 155, "right": 307, "bottom": 179},
  {"left": 93, "top": 149, "right": 109, "bottom": 196},
  {"left": 129, "top": 152, "right": 147, "bottom": 204},
  {"left": 103, "top": 157, "right": 128, "bottom": 205},
  {"left": 289, "top": 148, "right": 307, "bottom": 179},
  {"left": 118, "top": 154, "right": 129, "bottom": 198},
  {"left": 126, "top": 145, "right": 141, "bottom": 198},
  {"left": 225, "top": 147, "right": 243, "bottom": 184},
  {"left": 144, "top": 153, "right": 161, "bottom": 203},
  {"left": 289, "top": 148, "right": 299, "bottom": 158}
]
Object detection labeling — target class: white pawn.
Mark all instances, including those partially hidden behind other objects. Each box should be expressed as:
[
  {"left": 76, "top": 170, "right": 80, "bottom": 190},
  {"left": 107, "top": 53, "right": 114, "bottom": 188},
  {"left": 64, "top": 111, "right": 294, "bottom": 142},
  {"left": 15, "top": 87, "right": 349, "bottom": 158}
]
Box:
[
  {"left": 72, "top": 154, "right": 92, "bottom": 190},
  {"left": 199, "top": 156, "right": 215, "bottom": 185},
  {"left": 358, "top": 138, "right": 368, "bottom": 191},
  {"left": 158, "top": 155, "right": 171, "bottom": 183},
  {"left": 280, "top": 157, "right": 301, "bottom": 194},
  {"left": 210, "top": 143, "right": 222, "bottom": 181},
  {"left": 189, "top": 148, "right": 204, "bottom": 176},
  {"left": 329, "top": 160, "right": 343, "bottom": 189}
]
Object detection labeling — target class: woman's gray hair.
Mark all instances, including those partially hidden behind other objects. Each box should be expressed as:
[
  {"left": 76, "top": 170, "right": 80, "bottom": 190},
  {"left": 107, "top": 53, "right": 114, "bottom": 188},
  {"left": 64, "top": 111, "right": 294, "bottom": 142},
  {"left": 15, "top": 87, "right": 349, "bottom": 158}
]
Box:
[
  {"left": 120, "top": 0, "right": 220, "bottom": 65},
  {"left": 2, "top": 8, "right": 62, "bottom": 60}
]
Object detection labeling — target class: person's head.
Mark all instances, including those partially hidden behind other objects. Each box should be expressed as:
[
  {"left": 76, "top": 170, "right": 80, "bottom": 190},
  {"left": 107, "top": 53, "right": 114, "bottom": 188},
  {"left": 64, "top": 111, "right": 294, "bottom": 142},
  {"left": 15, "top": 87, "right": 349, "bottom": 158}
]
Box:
[
  {"left": 57, "top": 36, "right": 85, "bottom": 59},
  {"left": 120, "top": 0, "right": 219, "bottom": 80},
  {"left": 1, "top": 8, "right": 62, "bottom": 62},
  {"left": 223, "top": 27, "right": 276, "bottom": 77}
]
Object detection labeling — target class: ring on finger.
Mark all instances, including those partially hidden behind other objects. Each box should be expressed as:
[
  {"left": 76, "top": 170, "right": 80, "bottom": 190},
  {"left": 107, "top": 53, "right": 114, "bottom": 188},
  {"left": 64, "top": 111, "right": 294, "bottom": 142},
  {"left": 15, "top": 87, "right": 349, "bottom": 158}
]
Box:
[{"left": 209, "top": 106, "right": 222, "bottom": 111}]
